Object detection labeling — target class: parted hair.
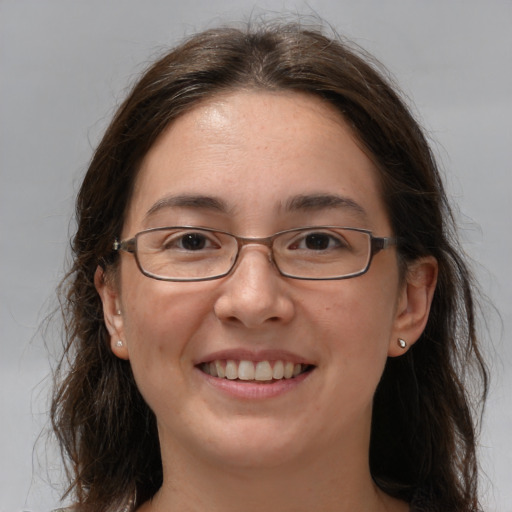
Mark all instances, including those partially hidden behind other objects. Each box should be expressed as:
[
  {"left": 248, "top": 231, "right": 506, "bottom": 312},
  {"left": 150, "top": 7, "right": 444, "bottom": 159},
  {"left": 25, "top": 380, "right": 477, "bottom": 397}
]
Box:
[{"left": 51, "top": 22, "right": 488, "bottom": 512}]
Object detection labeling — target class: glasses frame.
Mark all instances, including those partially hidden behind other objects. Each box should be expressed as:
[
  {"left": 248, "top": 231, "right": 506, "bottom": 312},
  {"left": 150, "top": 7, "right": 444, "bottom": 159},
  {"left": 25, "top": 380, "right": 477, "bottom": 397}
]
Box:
[{"left": 113, "top": 226, "right": 398, "bottom": 282}]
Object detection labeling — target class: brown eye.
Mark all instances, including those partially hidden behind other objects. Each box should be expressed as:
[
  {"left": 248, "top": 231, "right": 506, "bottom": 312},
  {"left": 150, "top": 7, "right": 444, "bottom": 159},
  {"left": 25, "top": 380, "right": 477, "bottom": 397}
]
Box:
[
  {"left": 161, "top": 231, "right": 219, "bottom": 252},
  {"left": 179, "top": 233, "right": 208, "bottom": 251},
  {"left": 288, "top": 231, "right": 347, "bottom": 251},
  {"left": 304, "top": 233, "right": 331, "bottom": 250}
]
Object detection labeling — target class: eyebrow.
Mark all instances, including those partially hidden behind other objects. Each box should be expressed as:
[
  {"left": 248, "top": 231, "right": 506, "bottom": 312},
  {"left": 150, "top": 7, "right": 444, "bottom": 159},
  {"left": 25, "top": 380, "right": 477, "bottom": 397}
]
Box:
[
  {"left": 145, "top": 192, "right": 367, "bottom": 221},
  {"left": 284, "top": 193, "right": 368, "bottom": 219},
  {"left": 145, "top": 194, "right": 229, "bottom": 218}
]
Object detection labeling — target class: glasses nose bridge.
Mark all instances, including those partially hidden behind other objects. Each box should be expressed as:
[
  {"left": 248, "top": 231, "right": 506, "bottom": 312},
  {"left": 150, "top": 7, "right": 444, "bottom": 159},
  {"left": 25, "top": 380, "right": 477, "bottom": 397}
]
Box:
[{"left": 233, "top": 234, "right": 277, "bottom": 264}]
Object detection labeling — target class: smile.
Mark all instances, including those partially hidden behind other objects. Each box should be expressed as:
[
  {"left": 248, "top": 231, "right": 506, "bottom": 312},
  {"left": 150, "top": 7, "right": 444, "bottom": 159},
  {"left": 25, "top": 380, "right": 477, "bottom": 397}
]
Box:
[{"left": 199, "top": 359, "right": 314, "bottom": 382}]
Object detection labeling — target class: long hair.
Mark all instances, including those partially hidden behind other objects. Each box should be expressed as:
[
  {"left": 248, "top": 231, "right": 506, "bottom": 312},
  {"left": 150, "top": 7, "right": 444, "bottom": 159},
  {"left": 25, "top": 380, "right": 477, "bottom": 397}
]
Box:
[{"left": 51, "top": 23, "right": 488, "bottom": 511}]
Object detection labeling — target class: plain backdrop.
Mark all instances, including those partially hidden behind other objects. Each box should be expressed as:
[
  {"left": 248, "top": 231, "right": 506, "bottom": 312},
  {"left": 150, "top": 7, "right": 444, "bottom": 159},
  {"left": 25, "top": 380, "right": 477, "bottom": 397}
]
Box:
[{"left": 1, "top": 1, "right": 511, "bottom": 511}]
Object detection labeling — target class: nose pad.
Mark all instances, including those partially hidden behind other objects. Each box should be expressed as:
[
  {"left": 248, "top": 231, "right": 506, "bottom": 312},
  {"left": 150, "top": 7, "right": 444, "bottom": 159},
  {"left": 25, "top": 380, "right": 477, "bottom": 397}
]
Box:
[
  {"left": 227, "top": 242, "right": 277, "bottom": 277},
  {"left": 214, "top": 246, "right": 294, "bottom": 328}
]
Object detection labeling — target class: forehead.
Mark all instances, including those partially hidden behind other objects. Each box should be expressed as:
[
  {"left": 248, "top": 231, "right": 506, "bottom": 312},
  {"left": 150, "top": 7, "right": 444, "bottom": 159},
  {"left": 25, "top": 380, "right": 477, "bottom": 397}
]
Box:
[{"left": 126, "top": 90, "right": 389, "bottom": 234}]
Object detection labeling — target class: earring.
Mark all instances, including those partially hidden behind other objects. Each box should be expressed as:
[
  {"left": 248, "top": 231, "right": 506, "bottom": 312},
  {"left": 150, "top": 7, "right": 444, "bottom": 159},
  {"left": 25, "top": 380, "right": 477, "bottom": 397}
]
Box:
[
  {"left": 116, "top": 340, "right": 124, "bottom": 348},
  {"left": 398, "top": 338, "right": 407, "bottom": 349}
]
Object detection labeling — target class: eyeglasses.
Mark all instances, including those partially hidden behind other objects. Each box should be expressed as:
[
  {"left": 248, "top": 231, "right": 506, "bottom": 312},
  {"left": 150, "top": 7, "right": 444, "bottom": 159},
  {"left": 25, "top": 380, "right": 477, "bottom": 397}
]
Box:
[{"left": 113, "top": 226, "right": 397, "bottom": 282}]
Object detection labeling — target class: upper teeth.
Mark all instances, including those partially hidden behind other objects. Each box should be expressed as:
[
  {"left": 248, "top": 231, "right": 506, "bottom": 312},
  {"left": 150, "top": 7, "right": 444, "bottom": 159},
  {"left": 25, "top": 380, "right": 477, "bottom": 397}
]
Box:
[{"left": 201, "top": 360, "right": 305, "bottom": 381}]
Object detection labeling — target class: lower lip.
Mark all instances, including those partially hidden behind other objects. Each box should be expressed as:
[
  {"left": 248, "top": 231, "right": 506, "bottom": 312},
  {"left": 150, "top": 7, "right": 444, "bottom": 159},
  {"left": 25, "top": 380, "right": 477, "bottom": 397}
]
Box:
[{"left": 197, "top": 368, "right": 313, "bottom": 400}]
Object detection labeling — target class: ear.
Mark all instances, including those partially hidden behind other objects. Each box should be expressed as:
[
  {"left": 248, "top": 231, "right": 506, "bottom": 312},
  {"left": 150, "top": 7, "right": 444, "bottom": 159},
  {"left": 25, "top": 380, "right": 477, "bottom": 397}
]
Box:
[
  {"left": 94, "top": 266, "right": 129, "bottom": 360},
  {"left": 388, "top": 256, "right": 438, "bottom": 357}
]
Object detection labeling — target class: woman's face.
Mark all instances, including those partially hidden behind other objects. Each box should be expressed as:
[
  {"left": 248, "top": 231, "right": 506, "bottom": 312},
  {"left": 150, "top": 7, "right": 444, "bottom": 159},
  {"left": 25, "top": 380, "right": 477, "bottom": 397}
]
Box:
[{"left": 101, "top": 91, "right": 418, "bottom": 471}]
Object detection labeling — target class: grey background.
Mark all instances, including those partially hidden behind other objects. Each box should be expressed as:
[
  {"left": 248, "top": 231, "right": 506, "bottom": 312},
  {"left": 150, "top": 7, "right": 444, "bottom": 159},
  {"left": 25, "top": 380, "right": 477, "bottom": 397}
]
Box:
[{"left": 1, "top": 1, "right": 510, "bottom": 510}]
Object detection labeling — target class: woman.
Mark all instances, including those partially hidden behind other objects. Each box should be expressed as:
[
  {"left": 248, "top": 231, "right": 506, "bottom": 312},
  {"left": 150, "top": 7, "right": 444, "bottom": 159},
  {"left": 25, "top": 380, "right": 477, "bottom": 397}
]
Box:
[{"left": 51, "top": 23, "right": 488, "bottom": 512}]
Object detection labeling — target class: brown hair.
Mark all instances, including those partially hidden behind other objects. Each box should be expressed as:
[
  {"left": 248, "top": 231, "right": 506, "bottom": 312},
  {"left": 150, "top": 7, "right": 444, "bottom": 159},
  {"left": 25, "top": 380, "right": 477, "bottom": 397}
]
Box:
[{"left": 51, "top": 23, "right": 488, "bottom": 511}]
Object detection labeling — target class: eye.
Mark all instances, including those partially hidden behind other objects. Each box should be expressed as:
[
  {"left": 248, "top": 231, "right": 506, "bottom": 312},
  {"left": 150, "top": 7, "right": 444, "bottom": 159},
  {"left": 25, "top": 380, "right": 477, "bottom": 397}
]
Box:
[
  {"left": 303, "top": 233, "right": 335, "bottom": 250},
  {"left": 162, "top": 231, "right": 220, "bottom": 251},
  {"left": 179, "top": 232, "right": 208, "bottom": 251},
  {"left": 289, "top": 231, "right": 347, "bottom": 251}
]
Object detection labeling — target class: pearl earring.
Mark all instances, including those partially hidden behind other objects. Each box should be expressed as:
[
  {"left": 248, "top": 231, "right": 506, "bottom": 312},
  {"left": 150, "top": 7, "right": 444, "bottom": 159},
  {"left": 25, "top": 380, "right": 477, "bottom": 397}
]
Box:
[
  {"left": 398, "top": 338, "right": 407, "bottom": 349},
  {"left": 116, "top": 340, "right": 124, "bottom": 348}
]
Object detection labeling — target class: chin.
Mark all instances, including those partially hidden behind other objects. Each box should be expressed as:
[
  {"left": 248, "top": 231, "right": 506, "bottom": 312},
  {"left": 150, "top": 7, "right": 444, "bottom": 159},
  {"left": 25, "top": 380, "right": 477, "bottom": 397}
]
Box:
[{"left": 188, "top": 417, "right": 316, "bottom": 470}]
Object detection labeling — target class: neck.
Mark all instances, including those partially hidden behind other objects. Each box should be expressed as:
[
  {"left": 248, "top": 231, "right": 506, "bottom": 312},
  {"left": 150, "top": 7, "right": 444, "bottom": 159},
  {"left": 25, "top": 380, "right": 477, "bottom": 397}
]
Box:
[{"left": 139, "top": 428, "right": 407, "bottom": 512}]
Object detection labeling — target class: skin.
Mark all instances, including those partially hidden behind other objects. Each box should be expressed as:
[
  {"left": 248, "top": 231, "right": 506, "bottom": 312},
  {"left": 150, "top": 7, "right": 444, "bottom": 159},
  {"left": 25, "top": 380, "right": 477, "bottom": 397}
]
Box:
[{"left": 96, "top": 90, "right": 437, "bottom": 512}]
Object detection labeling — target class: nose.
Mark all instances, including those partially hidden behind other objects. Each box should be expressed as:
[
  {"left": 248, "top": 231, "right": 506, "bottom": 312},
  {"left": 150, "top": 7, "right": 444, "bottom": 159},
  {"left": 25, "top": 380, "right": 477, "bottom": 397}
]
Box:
[{"left": 213, "top": 245, "right": 295, "bottom": 328}]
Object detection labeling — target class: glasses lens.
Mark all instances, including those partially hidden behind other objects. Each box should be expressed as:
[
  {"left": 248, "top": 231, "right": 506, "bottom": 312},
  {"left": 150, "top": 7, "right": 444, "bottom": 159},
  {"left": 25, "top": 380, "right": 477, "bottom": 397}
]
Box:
[
  {"left": 132, "top": 227, "right": 372, "bottom": 281},
  {"left": 135, "top": 228, "right": 237, "bottom": 280},
  {"left": 273, "top": 227, "right": 371, "bottom": 279}
]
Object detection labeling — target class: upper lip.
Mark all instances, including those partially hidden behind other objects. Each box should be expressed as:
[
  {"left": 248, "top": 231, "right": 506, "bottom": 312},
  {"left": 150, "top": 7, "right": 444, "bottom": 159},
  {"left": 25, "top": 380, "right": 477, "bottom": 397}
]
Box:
[{"left": 194, "top": 348, "right": 315, "bottom": 366}]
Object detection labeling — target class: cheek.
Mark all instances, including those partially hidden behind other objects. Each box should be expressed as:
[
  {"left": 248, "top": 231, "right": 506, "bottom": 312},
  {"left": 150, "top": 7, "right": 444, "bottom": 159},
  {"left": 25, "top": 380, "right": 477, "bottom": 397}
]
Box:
[
  {"left": 288, "top": 280, "right": 398, "bottom": 434},
  {"left": 314, "top": 295, "right": 392, "bottom": 366},
  {"left": 304, "top": 271, "right": 399, "bottom": 377},
  {"left": 120, "top": 268, "right": 216, "bottom": 378},
  {"left": 120, "top": 283, "right": 217, "bottom": 421},
  {"left": 309, "top": 275, "right": 397, "bottom": 340}
]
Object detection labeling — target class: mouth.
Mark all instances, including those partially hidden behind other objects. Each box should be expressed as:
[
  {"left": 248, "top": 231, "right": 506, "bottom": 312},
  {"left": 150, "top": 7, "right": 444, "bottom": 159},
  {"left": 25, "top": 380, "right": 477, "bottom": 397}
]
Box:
[{"left": 198, "top": 359, "right": 315, "bottom": 382}]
